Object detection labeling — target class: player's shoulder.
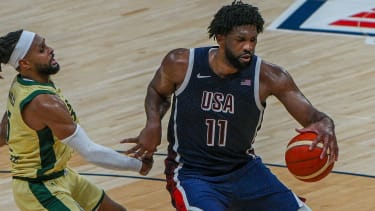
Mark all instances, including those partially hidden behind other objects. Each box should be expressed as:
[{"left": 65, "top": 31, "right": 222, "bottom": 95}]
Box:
[
  {"left": 27, "top": 93, "right": 63, "bottom": 113},
  {"left": 168, "top": 48, "right": 190, "bottom": 55},
  {"left": 260, "top": 59, "right": 291, "bottom": 81},
  {"left": 259, "top": 59, "right": 298, "bottom": 97},
  {"left": 260, "top": 59, "right": 286, "bottom": 73},
  {"left": 161, "top": 48, "right": 190, "bottom": 72},
  {"left": 164, "top": 48, "right": 190, "bottom": 63},
  {"left": 156, "top": 48, "right": 191, "bottom": 88}
]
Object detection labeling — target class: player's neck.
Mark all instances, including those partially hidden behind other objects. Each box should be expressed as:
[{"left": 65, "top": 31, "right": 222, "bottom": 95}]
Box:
[
  {"left": 20, "top": 73, "right": 50, "bottom": 84},
  {"left": 209, "top": 48, "right": 239, "bottom": 78}
]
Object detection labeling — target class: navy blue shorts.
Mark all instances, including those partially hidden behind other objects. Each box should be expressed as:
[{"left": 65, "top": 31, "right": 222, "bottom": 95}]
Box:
[{"left": 166, "top": 157, "right": 302, "bottom": 211}]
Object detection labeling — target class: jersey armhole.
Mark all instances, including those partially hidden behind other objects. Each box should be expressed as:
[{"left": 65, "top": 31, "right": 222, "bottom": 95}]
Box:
[
  {"left": 19, "top": 90, "right": 55, "bottom": 111},
  {"left": 254, "top": 57, "right": 264, "bottom": 111},
  {"left": 175, "top": 48, "right": 194, "bottom": 96}
]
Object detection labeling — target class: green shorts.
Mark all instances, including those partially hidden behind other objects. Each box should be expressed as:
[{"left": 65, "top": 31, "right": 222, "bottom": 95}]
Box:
[{"left": 12, "top": 167, "right": 104, "bottom": 211}]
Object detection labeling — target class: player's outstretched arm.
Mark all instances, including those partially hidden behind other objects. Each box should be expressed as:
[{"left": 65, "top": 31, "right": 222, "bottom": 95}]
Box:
[
  {"left": 260, "top": 62, "right": 338, "bottom": 162},
  {"left": 22, "top": 94, "right": 144, "bottom": 173},
  {"left": 61, "top": 124, "right": 142, "bottom": 172},
  {"left": 121, "top": 48, "right": 189, "bottom": 158}
]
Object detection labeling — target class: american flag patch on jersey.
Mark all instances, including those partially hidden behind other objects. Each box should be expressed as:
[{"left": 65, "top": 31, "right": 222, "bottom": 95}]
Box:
[{"left": 241, "top": 79, "right": 251, "bottom": 86}]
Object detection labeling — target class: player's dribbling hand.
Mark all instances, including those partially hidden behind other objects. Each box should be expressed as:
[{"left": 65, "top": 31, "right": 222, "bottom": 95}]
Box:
[{"left": 295, "top": 117, "right": 338, "bottom": 163}]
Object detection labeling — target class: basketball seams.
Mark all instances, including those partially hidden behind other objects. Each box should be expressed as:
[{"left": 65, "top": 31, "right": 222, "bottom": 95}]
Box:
[
  {"left": 294, "top": 160, "right": 333, "bottom": 180},
  {"left": 286, "top": 140, "right": 323, "bottom": 150},
  {"left": 286, "top": 141, "right": 324, "bottom": 163}
]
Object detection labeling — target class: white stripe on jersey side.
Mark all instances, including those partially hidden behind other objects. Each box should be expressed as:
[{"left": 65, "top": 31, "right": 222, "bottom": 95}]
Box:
[
  {"left": 172, "top": 97, "right": 181, "bottom": 162},
  {"left": 171, "top": 48, "right": 200, "bottom": 210},
  {"left": 248, "top": 57, "right": 265, "bottom": 151},
  {"left": 172, "top": 48, "right": 195, "bottom": 162},
  {"left": 254, "top": 57, "right": 264, "bottom": 111},
  {"left": 175, "top": 48, "right": 195, "bottom": 96}
]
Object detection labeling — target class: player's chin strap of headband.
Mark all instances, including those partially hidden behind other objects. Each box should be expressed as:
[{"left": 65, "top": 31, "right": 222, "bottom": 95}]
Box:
[{"left": 8, "top": 30, "right": 35, "bottom": 69}]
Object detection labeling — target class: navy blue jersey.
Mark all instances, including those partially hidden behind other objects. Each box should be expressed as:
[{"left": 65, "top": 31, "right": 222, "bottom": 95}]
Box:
[{"left": 165, "top": 47, "right": 265, "bottom": 176}]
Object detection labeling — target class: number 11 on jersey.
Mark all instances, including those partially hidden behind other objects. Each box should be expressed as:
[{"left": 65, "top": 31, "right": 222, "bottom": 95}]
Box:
[{"left": 205, "top": 119, "right": 228, "bottom": 147}]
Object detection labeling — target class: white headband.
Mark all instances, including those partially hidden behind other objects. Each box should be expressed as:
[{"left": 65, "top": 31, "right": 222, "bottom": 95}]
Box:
[{"left": 8, "top": 30, "right": 36, "bottom": 69}]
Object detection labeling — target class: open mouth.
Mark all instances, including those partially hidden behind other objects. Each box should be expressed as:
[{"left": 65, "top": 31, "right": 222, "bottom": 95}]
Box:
[
  {"left": 50, "top": 56, "right": 58, "bottom": 67},
  {"left": 240, "top": 54, "right": 251, "bottom": 62}
]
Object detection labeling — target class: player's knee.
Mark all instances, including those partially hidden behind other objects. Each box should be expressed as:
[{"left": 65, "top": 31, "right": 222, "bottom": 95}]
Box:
[{"left": 97, "top": 193, "right": 126, "bottom": 211}]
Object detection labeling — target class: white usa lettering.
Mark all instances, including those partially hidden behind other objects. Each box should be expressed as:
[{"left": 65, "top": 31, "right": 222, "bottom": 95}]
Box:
[{"left": 201, "top": 91, "right": 234, "bottom": 114}]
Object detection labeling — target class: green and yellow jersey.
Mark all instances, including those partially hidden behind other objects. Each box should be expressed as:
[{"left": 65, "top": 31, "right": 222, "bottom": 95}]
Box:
[{"left": 6, "top": 75, "right": 78, "bottom": 180}]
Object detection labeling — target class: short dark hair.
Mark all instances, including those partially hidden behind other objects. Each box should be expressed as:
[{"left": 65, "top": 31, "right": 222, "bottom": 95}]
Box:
[
  {"left": 0, "top": 29, "right": 23, "bottom": 71},
  {"left": 208, "top": 0, "right": 264, "bottom": 39}
]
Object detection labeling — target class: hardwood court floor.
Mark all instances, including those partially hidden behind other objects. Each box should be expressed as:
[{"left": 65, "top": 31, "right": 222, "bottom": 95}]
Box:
[{"left": 0, "top": 0, "right": 374, "bottom": 210}]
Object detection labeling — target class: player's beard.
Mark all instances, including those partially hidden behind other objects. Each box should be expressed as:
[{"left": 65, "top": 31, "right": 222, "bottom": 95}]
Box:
[
  {"left": 36, "top": 60, "right": 60, "bottom": 75},
  {"left": 224, "top": 46, "right": 252, "bottom": 70}
]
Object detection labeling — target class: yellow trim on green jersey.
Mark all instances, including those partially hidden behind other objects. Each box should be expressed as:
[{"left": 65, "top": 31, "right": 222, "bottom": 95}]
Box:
[{"left": 6, "top": 75, "right": 78, "bottom": 180}]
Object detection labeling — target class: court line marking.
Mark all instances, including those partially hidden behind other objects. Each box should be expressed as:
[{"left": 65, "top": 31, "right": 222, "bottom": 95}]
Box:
[{"left": 1, "top": 152, "right": 373, "bottom": 180}]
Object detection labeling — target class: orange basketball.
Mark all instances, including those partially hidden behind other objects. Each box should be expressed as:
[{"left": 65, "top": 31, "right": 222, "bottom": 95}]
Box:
[{"left": 285, "top": 132, "right": 334, "bottom": 182}]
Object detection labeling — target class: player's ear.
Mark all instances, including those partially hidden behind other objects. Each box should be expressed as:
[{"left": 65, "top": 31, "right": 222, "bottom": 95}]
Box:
[
  {"left": 18, "top": 59, "right": 32, "bottom": 71},
  {"left": 215, "top": 34, "right": 225, "bottom": 45}
]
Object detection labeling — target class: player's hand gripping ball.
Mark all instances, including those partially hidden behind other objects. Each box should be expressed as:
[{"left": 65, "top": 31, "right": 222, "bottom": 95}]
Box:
[{"left": 285, "top": 132, "right": 334, "bottom": 182}]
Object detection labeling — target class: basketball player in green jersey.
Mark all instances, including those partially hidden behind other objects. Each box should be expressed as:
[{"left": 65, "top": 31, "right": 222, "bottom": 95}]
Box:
[{"left": 0, "top": 30, "right": 153, "bottom": 211}]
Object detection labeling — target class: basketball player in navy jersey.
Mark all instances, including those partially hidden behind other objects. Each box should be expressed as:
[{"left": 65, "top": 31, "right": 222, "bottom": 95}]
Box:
[{"left": 122, "top": 1, "right": 339, "bottom": 210}]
